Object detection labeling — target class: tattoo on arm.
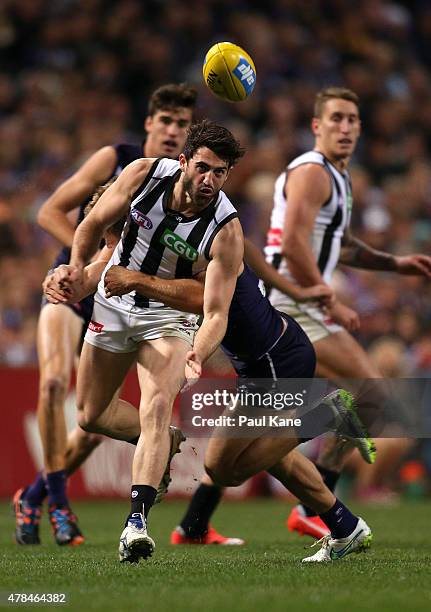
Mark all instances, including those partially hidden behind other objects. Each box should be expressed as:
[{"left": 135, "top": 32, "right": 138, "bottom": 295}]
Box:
[{"left": 340, "top": 235, "right": 397, "bottom": 271}]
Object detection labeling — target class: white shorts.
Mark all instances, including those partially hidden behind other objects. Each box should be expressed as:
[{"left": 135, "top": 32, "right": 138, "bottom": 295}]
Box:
[
  {"left": 84, "top": 294, "right": 199, "bottom": 354},
  {"left": 273, "top": 301, "right": 343, "bottom": 344}
]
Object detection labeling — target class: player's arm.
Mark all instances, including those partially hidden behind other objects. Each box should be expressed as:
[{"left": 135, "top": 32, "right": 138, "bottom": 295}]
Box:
[
  {"left": 244, "top": 238, "right": 333, "bottom": 304},
  {"left": 69, "top": 158, "right": 154, "bottom": 272},
  {"left": 282, "top": 165, "right": 359, "bottom": 331},
  {"left": 44, "top": 245, "right": 114, "bottom": 304},
  {"left": 37, "top": 146, "right": 118, "bottom": 247},
  {"left": 340, "top": 228, "right": 431, "bottom": 277},
  {"left": 104, "top": 266, "right": 204, "bottom": 313},
  {"left": 185, "top": 219, "right": 244, "bottom": 383},
  {"left": 281, "top": 164, "right": 332, "bottom": 288}
]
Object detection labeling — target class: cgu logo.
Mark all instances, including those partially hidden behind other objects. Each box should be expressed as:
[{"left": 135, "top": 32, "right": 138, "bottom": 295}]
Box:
[
  {"left": 131, "top": 209, "right": 153, "bottom": 229},
  {"left": 161, "top": 229, "right": 198, "bottom": 262}
]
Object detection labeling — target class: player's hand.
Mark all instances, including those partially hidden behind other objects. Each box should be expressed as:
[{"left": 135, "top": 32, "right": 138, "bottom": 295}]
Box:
[
  {"left": 54, "top": 264, "right": 83, "bottom": 290},
  {"left": 394, "top": 254, "right": 431, "bottom": 278},
  {"left": 104, "top": 265, "right": 135, "bottom": 298},
  {"left": 182, "top": 350, "right": 202, "bottom": 392},
  {"left": 326, "top": 301, "right": 360, "bottom": 332},
  {"left": 43, "top": 265, "right": 84, "bottom": 304},
  {"left": 295, "top": 284, "right": 335, "bottom": 307},
  {"left": 43, "top": 272, "right": 69, "bottom": 304}
]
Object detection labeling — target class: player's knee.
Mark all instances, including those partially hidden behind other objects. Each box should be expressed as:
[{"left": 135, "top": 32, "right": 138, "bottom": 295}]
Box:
[
  {"left": 40, "top": 375, "right": 68, "bottom": 407},
  {"left": 77, "top": 410, "right": 98, "bottom": 433},
  {"left": 142, "top": 393, "right": 172, "bottom": 433},
  {"left": 205, "top": 462, "right": 244, "bottom": 487}
]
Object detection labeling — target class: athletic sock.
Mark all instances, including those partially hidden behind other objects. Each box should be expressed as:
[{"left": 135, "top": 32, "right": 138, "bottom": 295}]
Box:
[
  {"left": 24, "top": 472, "right": 48, "bottom": 506},
  {"left": 179, "top": 483, "right": 223, "bottom": 538},
  {"left": 126, "top": 485, "right": 157, "bottom": 527},
  {"left": 46, "top": 470, "right": 68, "bottom": 508},
  {"left": 319, "top": 498, "right": 358, "bottom": 539},
  {"left": 301, "top": 465, "right": 340, "bottom": 517}
]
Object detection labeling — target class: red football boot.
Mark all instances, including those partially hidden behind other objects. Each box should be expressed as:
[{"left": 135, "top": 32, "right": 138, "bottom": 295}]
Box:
[
  {"left": 171, "top": 525, "right": 245, "bottom": 545},
  {"left": 286, "top": 505, "right": 330, "bottom": 539}
]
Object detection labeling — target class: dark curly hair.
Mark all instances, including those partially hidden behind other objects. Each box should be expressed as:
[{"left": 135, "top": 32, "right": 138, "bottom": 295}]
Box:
[{"left": 183, "top": 120, "right": 245, "bottom": 168}]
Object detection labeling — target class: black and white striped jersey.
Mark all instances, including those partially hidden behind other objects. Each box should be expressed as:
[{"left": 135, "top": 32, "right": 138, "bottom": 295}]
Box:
[
  {"left": 264, "top": 150, "right": 352, "bottom": 304},
  {"left": 98, "top": 157, "right": 238, "bottom": 310}
]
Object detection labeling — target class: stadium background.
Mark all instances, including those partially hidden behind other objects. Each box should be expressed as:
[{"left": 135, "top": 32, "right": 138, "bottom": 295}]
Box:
[{"left": 1, "top": 0, "right": 431, "bottom": 499}]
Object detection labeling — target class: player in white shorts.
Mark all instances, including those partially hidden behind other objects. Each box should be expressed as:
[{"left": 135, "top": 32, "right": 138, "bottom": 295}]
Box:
[
  {"left": 58, "top": 120, "right": 245, "bottom": 563},
  {"left": 263, "top": 86, "right": 431, "bottom": 538}
]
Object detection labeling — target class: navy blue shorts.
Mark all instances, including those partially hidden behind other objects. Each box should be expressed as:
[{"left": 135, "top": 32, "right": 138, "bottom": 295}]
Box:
[{"left": 230, "top": 314, "right": 316, "bottom": 380}]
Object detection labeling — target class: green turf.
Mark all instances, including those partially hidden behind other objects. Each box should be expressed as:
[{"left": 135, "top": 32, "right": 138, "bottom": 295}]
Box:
[{"left": 1, "top": 499, "right": 431, "bottom": 611}]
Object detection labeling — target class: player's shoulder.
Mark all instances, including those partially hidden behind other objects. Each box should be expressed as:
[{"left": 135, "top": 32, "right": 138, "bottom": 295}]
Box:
[
  {"left": 124, "top": 157, "right": 180, "bottom": 180},
  {"left": 287, "top": 152, "right": 331, "bottom": 189},
  {"left": 287, "top": 150, "right": 326, "bottom": 171},
  {"left": 121, "top": 157, "right": 159, "bottom": 176},
  {"left": 119, "top": 158, "right": 181, "bottom": 189},
  {"left": 151, "top": 157, "right": 180, "bottom": 177},
  {"left": 275, "top": 151, "right": 328, "bottom": 192},
  {"left": 215, "top": 215, "right": 243, "bottom": 248},
  {"left": 216, "top": 189, "right": 239, "bottom": 215}
]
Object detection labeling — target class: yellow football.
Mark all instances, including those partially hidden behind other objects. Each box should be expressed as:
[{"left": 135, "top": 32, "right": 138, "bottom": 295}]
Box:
[{"left": 203, "top": 42, "right": 256, "bottom": 102}]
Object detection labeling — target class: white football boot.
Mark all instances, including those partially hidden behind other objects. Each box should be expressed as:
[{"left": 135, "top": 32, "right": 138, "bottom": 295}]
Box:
[
  {"left": 119, "top": 513, "right": 155, "bottom": 563},
  {"left": 302, "top": 517, "right": 372, "bottom": 563}
]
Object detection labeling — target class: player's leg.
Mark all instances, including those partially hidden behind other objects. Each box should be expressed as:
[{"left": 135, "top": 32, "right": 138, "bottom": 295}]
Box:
[
  {"left": 269, "top": 450, "right": 372, "bottom": 562},
  {"left": 13, "top": 304, "right": 83, "bottom": 546},
  {"left": 38, "top": 304, "right": 84, "bottom": 546},
  {"left": 171, "top": 348, "right": 244, "bottom": 545},
  {"left": 119, "top": 336, "right": 190, "bottom": 563},
  {"left": 64, "top": 429, "right": 104, "bottom": 475},
  {"left": 37, "top": 304, "right": 83, "bottom": 474},
  {"left": 205, "top": 315, "right": 318, "bottom": 486},
  {"left": 76, "top": 341, "right": 137, "bottom": 437},
  {"left": 205, "top": 384, "right": 372, "bottom": 487},
  {"left": 63, "top": 397, "right": 145, "bottom": 475},
  {"left": 288, "top": 329, "right": 383, "bottom": 535},
  {"left": 206, "top": 428, "right": 299, "bottom": 487},
  {"left": 171, "top": 471, "right": 245, "bottom": 545}
]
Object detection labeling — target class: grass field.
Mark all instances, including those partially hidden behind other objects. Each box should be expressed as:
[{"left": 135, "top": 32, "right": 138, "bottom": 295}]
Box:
[{"left": 1, "top": 498, "right": 431, "bottom": 612}]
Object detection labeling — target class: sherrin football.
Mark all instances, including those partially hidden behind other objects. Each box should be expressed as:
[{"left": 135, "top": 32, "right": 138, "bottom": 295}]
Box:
[{"left": 203, "top": 42, "right": 256, "bottom": 102}]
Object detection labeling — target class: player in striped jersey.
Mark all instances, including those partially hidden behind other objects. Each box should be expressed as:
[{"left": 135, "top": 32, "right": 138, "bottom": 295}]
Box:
[
  {"left": 60, "top": 121, "right": 245, "bottom": 562},
  {"left": 45, "top": 224, "right": 374, "bottom": 563},
  {"left": 13, "top": 84, "right": 197, "bottom": 547},
  {"left": 264, "top": 86, "right": 431, "bottom": 538}
]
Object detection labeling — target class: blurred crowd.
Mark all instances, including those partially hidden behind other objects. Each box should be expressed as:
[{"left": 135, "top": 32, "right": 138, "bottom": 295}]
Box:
[
  {"left": 1, "top": 0, "right": 431, "bottom": 381},
  {"left": 1, "top": 0, "right": 431, "bottom": 500}
]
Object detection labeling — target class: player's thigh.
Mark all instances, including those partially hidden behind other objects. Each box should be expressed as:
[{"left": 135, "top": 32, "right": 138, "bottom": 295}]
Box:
[
  {"left": 76, "top": 340, "right": 136, "bottom": 420},
  {"left": 314, "top": 330, "right": 388, "bottom": 427},
  {"left": 136, "top": 336, "right": 190, "bottom": 414},
  {"left": 37, "top": 304, "right": 83, "bottom": 380},
  {"left": 314, "top": 330, "right": 380, "bottom": 379}
]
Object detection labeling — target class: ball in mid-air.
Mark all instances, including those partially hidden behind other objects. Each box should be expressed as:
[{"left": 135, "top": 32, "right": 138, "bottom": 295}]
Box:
[{"left": 203, "top": 42, "right": 256, "bottom": 102}]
